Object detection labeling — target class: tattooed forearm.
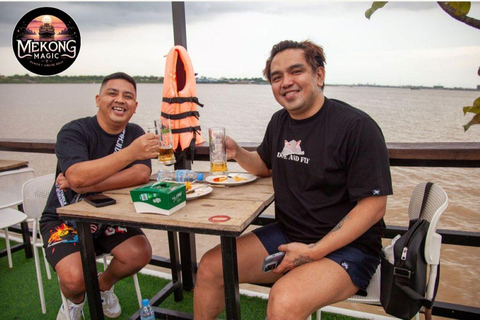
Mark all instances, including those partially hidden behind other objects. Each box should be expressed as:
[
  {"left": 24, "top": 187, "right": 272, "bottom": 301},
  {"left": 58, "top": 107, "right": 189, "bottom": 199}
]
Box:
[
  {"left": 307, "top": 215, "right": 353, "bottom": 250},
  {"left": 293, "top": 255, "right": 313, "bottom": 267},
  {"left": 331, "top": 215, "right": 352, "bottom": 232}
]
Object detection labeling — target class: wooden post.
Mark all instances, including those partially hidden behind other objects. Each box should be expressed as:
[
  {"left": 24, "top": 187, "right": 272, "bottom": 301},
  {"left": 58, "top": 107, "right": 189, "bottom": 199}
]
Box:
[{"left": 171, "top": 1, "right": 197, "bottom": 291}]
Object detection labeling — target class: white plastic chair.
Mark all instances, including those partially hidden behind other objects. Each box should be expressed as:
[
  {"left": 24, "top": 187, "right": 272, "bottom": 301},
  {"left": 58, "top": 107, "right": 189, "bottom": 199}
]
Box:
[
  {"left": 22, "top": 173, "right": 55, "bottom": 314},
  {"left": 318, "top": 182, "right": 449, "bottom": 319},
  {"left": 0, "top": 167, "right": 34, "bottom": 268},
  {"left": 22, "top": 173, "right": 143, "bottom": 316}
]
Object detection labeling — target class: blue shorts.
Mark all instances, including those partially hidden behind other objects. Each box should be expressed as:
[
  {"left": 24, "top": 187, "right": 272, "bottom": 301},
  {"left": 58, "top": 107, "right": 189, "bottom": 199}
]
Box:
[{"left": 252, "top": 222, "right": 380, "bottom": 296}]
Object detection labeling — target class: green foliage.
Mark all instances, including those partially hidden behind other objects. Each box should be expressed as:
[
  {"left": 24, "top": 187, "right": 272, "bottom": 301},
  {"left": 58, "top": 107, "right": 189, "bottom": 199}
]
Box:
[
  {"left": 365, "top": 2, "right": 388, "bottom": 19},
  {"left": 449, "top": 2, "right": 471, "bottom": 16},
  {"left": 463, "top": 97, "right": 480, "bottom": 131},
  {"left": 365, "top": 1, "right": 480, "bottom": 132},
  {"left": 463, "top": 67, "right": 480, "bottom": 131}
]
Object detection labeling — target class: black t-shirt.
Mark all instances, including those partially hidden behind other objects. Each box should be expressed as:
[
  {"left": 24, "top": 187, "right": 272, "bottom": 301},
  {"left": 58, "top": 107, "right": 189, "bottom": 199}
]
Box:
[
  {"left": 257, "top": 97, "right": 393, "bottom": 257},
  {"left": 40, "top": 116, "right": 151, "bottom": 223}
]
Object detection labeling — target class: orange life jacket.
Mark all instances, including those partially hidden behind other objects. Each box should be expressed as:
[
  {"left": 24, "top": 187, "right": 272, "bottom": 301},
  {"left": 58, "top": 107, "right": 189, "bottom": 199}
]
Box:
[{"left": 161, "top": 45, "right": 204, "bottom": 155}]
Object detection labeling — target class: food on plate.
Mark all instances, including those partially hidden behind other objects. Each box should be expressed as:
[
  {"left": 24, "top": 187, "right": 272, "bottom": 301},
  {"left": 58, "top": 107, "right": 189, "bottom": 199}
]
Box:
[
  {"left": 233, "top": 176, "right": 246, "bottom": 182},
  {"left": 213, "top": 176, "right": 228, "bottom": 183}
]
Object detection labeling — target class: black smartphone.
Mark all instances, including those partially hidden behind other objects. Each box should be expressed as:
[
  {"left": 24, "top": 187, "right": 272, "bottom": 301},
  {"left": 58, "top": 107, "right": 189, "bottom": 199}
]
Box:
[
  {"left": 262, "top": 251, "right": 285, "bottom": 273},
  {"left": 84, "top": 194, "right": 116, "bottom": 208}
]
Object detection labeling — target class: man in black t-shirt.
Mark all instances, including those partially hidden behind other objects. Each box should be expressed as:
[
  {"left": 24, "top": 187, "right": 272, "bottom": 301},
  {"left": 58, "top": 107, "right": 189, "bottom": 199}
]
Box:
[
  {"left": 39, "top": 72, "right": 159, "bottom": 320},
  {"left": 194, "top": 41, "right": 393, "bottom": 319}
]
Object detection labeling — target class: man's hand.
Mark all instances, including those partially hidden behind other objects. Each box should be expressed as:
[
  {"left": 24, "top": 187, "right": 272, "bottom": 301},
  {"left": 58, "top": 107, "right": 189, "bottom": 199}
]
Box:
[
  {"left": 127, "top": 132, "right": 160, "bottom": 160},
  {"left": 273, "top": 242, "right": 316, "bottom": 274},
  {"left": 56, "top": 172, "right": 70, "bottom": 191},
  {"left": 56, "top": 172, "right": 91, "bottom": 194},
  {"left": 225, "top": 135, "right": 239, "bottom": 160}
]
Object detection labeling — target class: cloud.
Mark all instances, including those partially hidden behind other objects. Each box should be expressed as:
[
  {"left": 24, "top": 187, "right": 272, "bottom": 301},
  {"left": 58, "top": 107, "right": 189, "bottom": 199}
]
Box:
[
  {"left": 1, "top": 1, "right": 479, "bottom": 87},
  {"left": 0, "top": 2, "right": 172, "bottom": 32}
]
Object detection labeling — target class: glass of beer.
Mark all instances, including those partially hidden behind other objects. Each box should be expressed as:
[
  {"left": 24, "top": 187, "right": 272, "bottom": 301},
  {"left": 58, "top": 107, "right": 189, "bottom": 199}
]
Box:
[
  {"left": 209, "top": 127, "right": 228, "bottom": 175},
  {"left": 155, "top": 119, "right": 176, "bottom": 165}
]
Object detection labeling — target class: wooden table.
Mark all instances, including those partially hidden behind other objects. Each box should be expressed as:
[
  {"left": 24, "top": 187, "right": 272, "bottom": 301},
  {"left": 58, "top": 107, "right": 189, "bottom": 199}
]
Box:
[
  {"left": 58, "top": 176, "right": 274, "bottom": 320},
  {"left": 0, "top": 159, "right": 29, "bottom": 172}
]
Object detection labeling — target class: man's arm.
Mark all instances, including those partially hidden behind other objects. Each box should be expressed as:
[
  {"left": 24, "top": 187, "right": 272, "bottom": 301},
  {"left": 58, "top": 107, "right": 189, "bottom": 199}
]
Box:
[
  {"left": 226, "top": 136, "right": 271, "bottom": 177},
  {"left": 57, "top": 164, "right": 150, "bottom": 194},
  {"left": 63, "top": 133, "right": 157, "bottom": 190},
  {"left": 274, "top": 196, "right": 387, "bottom": 273}
]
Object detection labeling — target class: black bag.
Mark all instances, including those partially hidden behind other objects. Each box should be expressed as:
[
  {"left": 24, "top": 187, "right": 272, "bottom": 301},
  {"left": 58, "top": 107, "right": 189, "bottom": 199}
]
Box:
[{"left": 380, "top": 183, "right": 440, "bottom": 320}]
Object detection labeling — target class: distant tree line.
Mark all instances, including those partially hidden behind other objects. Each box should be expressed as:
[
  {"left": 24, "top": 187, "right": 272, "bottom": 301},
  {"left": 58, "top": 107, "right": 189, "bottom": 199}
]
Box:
[
  {"left": 0, "top": 74, "right": 270, "bottom": 84},
  {"left": 0, "top": 74, "right": 164, "bottom": 84}
]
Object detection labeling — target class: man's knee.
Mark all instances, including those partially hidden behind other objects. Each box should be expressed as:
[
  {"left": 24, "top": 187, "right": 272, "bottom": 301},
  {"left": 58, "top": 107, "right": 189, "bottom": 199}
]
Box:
[
  {"left": 196, "top": 249, "right": 223, "bottom": 286},
  {"left": 57, "top": 262, "right": 86, "bottom": 295},
  {"left": 133, "top": 236, "right": 152, "bottom": 265},
  {"left": 268, "top": 286, "right": 310, "bottom": 320},
  {"left": 114, "top": 235, "right": 152, "bottom": 269}
]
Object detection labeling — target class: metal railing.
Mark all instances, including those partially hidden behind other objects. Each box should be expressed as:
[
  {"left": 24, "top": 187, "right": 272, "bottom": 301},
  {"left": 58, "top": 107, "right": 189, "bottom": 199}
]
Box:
[{"left": 1, "top": 139, "right": 479, "bottom": 319}]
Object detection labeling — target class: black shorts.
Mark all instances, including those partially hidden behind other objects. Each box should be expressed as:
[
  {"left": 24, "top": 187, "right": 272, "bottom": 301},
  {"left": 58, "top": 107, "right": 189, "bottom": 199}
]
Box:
[
  {"left": 40, "top": 220, "right": 145, "bottom": 271},
  {"left": 252, "top": 222, "right": 380, "bottom": 296}
]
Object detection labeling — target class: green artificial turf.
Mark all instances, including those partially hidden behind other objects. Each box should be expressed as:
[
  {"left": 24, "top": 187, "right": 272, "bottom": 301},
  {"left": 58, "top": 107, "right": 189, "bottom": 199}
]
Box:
[{"left": 0, "top": 238, "right": 362, "bottom": 320}]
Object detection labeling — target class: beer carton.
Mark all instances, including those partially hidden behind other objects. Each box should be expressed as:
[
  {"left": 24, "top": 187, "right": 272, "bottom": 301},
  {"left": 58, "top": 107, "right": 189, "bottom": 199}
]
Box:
[{"left": 130, "top": 181, "right": 186, "bottom": 215}]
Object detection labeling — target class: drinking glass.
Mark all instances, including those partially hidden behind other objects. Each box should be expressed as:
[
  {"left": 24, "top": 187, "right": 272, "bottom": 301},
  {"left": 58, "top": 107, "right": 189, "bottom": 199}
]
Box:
[
  {"left": 155, "top": 119, "right": 176, "bottom": 165},
  {"left": 209, "top": 127, "right": 228, "bottom": 175}
]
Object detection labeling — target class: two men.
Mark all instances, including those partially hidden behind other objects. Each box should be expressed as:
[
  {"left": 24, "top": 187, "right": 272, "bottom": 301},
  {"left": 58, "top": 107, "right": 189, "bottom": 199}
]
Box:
[
  {"left": 194, "top": 40, "right": 392, "bottom": 319},
  {"left": 40, "top": 72, "right": 158, "bottom": 319},
  {"left": 41, "top": 39, "right": 392, "bottom": 320}
]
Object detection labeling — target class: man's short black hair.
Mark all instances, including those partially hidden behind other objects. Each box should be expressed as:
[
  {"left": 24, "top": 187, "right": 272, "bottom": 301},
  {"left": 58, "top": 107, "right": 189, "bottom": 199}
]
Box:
[
  {"left": 100, "top": 72, "right": 137, "bottom": 94},
  {"left": 263, "top": 40, "right": 326, "bottom": 89}
]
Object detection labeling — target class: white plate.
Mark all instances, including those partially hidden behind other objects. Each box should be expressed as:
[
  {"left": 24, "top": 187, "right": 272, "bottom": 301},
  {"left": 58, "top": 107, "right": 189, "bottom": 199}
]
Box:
[
  {"left": 205, "top": 173, "right": 257, "bottom": 186},
  {"left": 186, "top": 186, "right": 213, "bottom": 200}
]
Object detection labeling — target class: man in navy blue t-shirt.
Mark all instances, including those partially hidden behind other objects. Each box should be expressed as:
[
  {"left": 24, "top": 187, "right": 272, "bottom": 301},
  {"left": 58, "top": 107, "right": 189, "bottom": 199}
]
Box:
[{"left": 194, "top": 41, "right": 393, "bottom": 319}]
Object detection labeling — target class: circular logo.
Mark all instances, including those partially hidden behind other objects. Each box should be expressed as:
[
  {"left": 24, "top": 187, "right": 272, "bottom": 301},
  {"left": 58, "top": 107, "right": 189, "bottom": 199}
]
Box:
[{"left": 12, "top": 7, "right": 81, "bottom": 75}]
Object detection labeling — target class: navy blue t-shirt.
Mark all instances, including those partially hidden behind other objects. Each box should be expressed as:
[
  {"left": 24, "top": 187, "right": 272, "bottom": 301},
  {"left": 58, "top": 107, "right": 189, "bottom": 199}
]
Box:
[
  {"left": 40, "top": 116, "right": 151, "bottom": 223},
  {"left": 257, "top": 97, "right": 393, "bottom": 257}
]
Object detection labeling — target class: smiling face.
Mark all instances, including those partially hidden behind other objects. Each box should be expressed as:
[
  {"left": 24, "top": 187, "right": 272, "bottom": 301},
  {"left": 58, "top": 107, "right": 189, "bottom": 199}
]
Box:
[
  {"left": 95, "top": 78, "right": 138, "bottom": 134},
  {"left": 270, "top": 49, "right": 325, "bottom": 120}
]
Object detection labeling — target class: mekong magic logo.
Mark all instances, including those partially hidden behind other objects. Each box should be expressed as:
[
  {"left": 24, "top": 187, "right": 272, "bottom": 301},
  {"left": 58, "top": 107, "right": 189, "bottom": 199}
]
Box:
[{"left": 12, "top": 7, "right": 81, "bottom": 75}]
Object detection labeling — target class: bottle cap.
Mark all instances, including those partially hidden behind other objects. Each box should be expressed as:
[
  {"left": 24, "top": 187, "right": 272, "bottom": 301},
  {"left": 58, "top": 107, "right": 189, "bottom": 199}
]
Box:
[
  {"left": 197, "top": 173, "right": 204, "bottom": 181},
  {"left": 142, "top": 299, "right": 149, "bottom": 307}
]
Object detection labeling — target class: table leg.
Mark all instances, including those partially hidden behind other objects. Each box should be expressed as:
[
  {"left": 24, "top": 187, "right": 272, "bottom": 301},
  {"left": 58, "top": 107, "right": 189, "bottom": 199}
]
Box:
[
  {"left": 220, "top": 236, "right": 240, "bottom": 320},
  {"left": 76, "top": 221, "right": 104, "bottom": 320},
  {"left": 168, "top": 231, "right": 183, "bottom": 302},
  {"left": 18, "top": 204, "right": 32, "bottom": 258},
  {"left": 20, "top": 220, "right": 33, "bottom": 258},
  {"left": 179, "top": 232, "right": 196, "bottom": 291}
]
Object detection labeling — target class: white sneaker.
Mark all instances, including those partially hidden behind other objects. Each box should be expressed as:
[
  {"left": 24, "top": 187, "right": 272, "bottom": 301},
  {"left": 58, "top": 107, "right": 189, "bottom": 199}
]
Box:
[
  {"left": 101, "top": 285, "right": 122, "bottom": 318},
  {"left": 56, "top": 298, "right": 85, "bottom": 320}
]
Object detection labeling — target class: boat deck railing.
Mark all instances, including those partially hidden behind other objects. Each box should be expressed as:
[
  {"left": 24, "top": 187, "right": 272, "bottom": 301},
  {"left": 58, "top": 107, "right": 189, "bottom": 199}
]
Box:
[{"left": 1, "top": 139, "right": 480, "bottom": 319}]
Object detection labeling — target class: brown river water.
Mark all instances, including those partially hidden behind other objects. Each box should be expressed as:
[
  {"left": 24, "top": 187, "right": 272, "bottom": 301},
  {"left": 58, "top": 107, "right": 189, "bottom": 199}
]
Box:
[{"left": 1, "top": 83, "right": 479, "bottom": 314}]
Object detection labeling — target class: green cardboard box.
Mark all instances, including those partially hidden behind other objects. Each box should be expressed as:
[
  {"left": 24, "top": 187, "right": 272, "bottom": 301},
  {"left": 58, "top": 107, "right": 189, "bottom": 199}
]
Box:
[{"left": 130, "top": 181, "right": 186, "bottom": 215}]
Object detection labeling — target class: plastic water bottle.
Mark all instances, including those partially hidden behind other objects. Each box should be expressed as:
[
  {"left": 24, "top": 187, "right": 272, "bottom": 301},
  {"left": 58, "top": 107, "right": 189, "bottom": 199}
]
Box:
[
  {"left": 140, "top": 299, "right": 155, "bottom": 320},
  {"left": 156, "top": 169, "right": 204, "bottom": 182}
]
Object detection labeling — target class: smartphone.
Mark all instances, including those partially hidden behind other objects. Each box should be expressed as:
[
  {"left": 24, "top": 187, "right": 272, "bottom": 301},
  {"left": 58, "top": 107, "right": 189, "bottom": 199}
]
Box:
[
  {"left": 262, "top": 251, "right": 285, "bottom": 273},
  {"left": 84, "top": 194, "right": 116, "bottom": 208}
]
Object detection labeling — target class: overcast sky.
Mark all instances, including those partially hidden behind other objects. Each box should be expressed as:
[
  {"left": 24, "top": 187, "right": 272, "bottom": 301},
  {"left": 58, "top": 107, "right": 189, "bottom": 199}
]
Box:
[{"left": 1, "top": 1, "right": 479, "bottom": 88}]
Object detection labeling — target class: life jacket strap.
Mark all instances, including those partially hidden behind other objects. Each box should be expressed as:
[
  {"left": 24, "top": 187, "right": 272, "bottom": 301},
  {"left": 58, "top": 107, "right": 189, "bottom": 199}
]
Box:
[
  {"left": 171, "top": 126, "right": 201, "bottom": 134},
  {"left": 161, "top": 111, "right": 200, "bottom": 120},
  {"left": 163, "top": 97, "right": 204, "bottom": 107}
]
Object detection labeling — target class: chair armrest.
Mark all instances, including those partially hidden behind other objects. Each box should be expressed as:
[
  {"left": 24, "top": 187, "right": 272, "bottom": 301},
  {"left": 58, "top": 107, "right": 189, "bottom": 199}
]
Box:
[{"left": 425, "top": 233, "right": 442, "bottom": 265}]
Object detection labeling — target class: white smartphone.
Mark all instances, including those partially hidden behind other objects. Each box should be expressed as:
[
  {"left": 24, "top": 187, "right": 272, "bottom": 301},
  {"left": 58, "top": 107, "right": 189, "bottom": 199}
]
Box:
[{"left": 262, "top": 251, "right": 285, "bottom": 273}]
